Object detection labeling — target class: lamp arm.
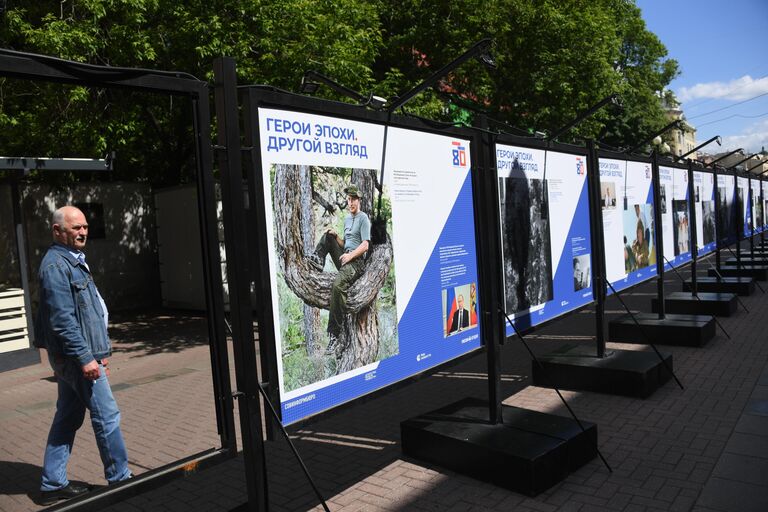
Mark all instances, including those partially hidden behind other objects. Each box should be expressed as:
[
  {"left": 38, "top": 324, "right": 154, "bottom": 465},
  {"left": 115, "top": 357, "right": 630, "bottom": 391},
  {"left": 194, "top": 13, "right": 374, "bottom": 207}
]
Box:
[{"left": 676, "top": 135, "right": 721, "bottom": 162}]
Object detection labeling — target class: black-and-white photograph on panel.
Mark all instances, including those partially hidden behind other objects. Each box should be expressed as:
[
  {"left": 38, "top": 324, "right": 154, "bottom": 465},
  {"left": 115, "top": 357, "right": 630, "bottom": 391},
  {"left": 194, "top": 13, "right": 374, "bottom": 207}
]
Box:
[{"left": 497, "top": 147, "right": 553, "bottom": 314}]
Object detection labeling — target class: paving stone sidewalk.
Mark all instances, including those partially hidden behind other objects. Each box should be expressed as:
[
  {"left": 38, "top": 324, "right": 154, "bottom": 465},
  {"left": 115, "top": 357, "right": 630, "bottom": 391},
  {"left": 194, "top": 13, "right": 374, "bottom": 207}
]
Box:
[{"left": 2, "top": 253, "right": 768, "bottom": 511}]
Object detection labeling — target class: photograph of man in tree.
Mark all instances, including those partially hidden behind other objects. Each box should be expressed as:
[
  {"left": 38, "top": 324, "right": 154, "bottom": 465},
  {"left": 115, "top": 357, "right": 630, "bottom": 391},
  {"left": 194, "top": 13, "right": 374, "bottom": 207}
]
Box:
[
  {"left": 308, "top": 184, "right": 370, "bottom": 351},
  {"left": 271, "top": 164, "right": 398, "bottom": 393}
]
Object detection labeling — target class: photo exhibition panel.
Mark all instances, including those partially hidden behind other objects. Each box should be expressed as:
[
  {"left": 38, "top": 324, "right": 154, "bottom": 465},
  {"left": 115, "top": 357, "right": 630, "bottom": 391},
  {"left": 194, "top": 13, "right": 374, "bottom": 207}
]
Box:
[
  {"left": 599, "top": 158, "right": 657, "bottom": 293},
  {"left": 496, "top": 144, "right": 593, "bottom": 334},
  {"left": 717, "top": 172, "right": 737, "bottom": 245},
  {"left": 658, "top": 165, "right": 692, "bottom": 270},
  {"left": 763, "top": 180, "right": 768, "bottom": 230},
  {"left": 751, "top": 177, "right": 763, "bottom": 234},
  {"left": 738, "top": 175, "right": 750, "bottom": 238},
  {"left": 258, "top": 108, "right": 482, "bottom": 424},
  {"left": 693, "top": 169, "right": 717, "bottom": 256}
]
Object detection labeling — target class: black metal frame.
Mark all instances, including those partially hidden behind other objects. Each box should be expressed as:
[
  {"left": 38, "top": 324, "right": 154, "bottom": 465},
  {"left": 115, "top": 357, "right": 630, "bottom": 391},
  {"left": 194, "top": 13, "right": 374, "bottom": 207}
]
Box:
[{"left": 0, "top": 49, "right": 237, "bottom": 510}]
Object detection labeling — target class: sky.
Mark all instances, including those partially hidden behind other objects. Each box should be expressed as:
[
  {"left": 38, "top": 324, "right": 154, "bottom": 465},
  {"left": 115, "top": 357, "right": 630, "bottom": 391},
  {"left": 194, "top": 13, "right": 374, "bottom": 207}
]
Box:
[{"left": 636, "top": 0, "right": 768, "bottom": 157}]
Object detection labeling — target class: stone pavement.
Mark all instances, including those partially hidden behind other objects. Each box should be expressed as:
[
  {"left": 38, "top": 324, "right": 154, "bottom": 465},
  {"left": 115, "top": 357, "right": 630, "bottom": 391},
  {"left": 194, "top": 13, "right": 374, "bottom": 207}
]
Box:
[{"left": 2, "top": 250, "right": 768, "bottom": 511}]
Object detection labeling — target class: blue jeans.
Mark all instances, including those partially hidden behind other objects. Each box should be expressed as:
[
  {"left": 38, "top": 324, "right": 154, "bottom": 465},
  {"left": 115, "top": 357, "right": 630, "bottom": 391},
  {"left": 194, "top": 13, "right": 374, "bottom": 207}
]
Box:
[{"left": 41, "top": 356, "right": 131, "bottom": 491}]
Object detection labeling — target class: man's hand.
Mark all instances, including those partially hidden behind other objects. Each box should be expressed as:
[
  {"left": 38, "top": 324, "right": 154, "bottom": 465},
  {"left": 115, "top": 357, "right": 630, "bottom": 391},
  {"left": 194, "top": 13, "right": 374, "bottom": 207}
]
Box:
[
  {"left": 102, "top": 358, "right": 110, "bottom": 378},
  {"left": 327, "top": 229, "right": 344, "bottom": 248},
  {"left": 81, "top": 360, "right": 100, "bottom": 381},
  {"left": 339, "top": 253, "right": 352, "bottom": 266}
]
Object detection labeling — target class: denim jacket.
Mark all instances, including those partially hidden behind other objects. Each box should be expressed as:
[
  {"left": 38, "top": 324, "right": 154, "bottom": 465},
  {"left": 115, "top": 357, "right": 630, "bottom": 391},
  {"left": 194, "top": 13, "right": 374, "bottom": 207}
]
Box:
[{"left": 34, "top": 243, "right": 111, "bottom": 366}]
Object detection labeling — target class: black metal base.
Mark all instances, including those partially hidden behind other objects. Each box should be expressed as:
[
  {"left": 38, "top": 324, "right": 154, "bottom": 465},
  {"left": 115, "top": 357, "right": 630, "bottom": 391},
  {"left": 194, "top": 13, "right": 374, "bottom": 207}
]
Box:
[
  {"left": 531, "top": 344, "right": 673, "bottom": 398},
  {"left": 724, "top": 257, "right": 768, "bottom": 266},
  {"left": 650, "top": 292, "right": 738, "bottom": 317},
  {"left": 708, "top": 266, "right": 768, "bottom": 280},
  {"left": 683, "top": 277, "right": 755, "bottom": 296},
  {"left": 400, "top": 397, "right": 597, "bottom": 497},
  {"left": 608, "top": 313, "right": 716, "bottom": 347}
]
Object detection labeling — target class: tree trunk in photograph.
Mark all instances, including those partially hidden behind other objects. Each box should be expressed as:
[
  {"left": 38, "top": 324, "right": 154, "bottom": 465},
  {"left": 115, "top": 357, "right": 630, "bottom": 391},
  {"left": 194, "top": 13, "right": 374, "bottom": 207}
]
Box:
[
  {"left": 273, "top": 164, "right": 392, "bottom": 374},
  {"left": 298, "top": 166, "right": 322, "bottom": 357}
]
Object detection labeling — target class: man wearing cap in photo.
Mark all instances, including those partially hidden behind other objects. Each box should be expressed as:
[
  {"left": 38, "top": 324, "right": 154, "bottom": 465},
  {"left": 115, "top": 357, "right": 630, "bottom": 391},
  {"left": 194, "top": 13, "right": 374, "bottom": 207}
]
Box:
[{"left": 309, "top": 184, "right": 371, "bottom": 351}]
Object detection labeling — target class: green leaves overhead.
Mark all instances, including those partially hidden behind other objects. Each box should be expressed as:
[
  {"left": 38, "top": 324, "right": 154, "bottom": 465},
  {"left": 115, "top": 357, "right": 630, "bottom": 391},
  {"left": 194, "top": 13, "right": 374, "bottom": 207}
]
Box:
[
  {"left": 0, "top": 0, "right": 678, "bottom": 184},
  {"left": 378, "top": 0, "right": 678, "bottom": 145}
]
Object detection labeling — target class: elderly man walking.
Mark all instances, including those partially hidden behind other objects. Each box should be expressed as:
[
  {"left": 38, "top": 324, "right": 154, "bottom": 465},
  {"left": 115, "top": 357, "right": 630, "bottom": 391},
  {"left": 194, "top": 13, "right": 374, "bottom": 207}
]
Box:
[{"left": 34, "top": 205, "right": 132, "bottom": 505}]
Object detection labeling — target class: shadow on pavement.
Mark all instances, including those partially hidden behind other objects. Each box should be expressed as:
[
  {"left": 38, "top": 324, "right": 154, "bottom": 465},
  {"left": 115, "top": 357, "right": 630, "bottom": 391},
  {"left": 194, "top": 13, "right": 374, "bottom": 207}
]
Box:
[{"left": 108, "top": 310, "right": 210, "bottom": 357}]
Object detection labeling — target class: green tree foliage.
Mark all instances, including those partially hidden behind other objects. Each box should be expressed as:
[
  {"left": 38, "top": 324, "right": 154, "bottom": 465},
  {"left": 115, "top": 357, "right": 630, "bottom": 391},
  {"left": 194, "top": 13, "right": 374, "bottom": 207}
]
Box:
[
  {"left": 377, "top": 0, "right": 678, "bottom": 147},
  {"left": 0, "top": 0, "right": 677, "bottom": 185},
  {"left": 0, "top": 0, "right": 382, "bottom": 184}
]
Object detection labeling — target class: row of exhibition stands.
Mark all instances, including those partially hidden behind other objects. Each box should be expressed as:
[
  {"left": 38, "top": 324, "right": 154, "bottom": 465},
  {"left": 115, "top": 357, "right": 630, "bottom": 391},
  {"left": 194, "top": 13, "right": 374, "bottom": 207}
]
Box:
[
  {"left": 3, "top": 47, "right": 768, "bottom": 510},
  {"left": 230, "top": 70, "right": 768, "bottom": 500}
]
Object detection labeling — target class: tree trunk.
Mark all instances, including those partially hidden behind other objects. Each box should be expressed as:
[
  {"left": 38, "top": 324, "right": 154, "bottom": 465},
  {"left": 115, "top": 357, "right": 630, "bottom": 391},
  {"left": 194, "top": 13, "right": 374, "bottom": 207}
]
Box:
[
  {"left": 273, "top": 164, "right": 392, "bottom": 374},
  {"left": 298, "top": 166, "right": 322, "bottom": 356}
]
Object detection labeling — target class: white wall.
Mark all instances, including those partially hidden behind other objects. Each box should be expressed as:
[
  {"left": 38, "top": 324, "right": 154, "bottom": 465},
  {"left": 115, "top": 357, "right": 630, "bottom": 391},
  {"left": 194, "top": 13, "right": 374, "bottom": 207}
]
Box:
[{"left": 21, "top": 182, "right": 161, "bottom": 312}]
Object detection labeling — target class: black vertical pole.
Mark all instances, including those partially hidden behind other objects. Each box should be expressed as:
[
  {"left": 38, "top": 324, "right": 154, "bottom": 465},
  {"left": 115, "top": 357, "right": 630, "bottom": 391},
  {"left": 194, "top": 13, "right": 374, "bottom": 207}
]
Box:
[
  {"left": 476, "top": 115, "right": 502, "bottom": 424},
  {"left": 240, "top": 88, "right": 280, "bottom": 442},
  {"left": 213, "top": 57, "right": 269, "bottom": 512},
  {"left": 585, "top": 140, "right": 608, "bottom": 358},
  {"left": 651, "top": 153, "right": 665, "bottom": 319},
  {"left": 191, "top": 91, "right": 238, "bottom": 451},
  {"left": 687, "top": 162, "right": 698, "bottom": 296}
]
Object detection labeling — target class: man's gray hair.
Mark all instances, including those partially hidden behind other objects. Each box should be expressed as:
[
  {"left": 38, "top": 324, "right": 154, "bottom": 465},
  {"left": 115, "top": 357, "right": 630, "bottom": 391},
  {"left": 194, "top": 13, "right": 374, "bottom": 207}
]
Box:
[{"left": 52, "top": 208, "right": 67, "bottom": 227}]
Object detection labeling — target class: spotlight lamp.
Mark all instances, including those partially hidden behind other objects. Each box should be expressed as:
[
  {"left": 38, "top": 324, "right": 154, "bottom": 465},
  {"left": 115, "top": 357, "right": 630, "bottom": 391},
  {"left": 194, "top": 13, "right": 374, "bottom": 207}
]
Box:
[{"left": 299, "top": 74, "right": 320, "bottom": 95}]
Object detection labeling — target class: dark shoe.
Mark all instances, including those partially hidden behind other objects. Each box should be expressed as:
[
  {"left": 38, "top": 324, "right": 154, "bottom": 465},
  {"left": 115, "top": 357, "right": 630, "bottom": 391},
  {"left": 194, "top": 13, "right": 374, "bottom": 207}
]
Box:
[{"left": 39, "top": 483, "right": 92, "bottom": 505}]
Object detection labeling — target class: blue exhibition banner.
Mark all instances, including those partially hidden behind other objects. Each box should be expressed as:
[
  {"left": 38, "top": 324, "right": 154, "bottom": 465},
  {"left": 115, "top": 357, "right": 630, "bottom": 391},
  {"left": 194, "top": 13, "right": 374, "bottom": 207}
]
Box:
[
  {"left": 495, "top": 145, "right": 593, "bottom": 334},
  {"left": 659, "top": 165, "right": 692, "bottom": 270},
  {"left": 693, "top": 169, "right": 717, "bottom": 256},
  {"left": 258, "top": 108, "right": 481, "bottom": 424},
  {"left": 599, "top": 158, "right": 657, "bottom": 293}
]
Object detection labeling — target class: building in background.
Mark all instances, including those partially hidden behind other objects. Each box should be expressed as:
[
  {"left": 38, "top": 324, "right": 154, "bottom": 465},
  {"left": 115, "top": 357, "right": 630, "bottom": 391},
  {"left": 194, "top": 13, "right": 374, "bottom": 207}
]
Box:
[{"left": 664, "top": 95, "right": 697, "bottom": 157}]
